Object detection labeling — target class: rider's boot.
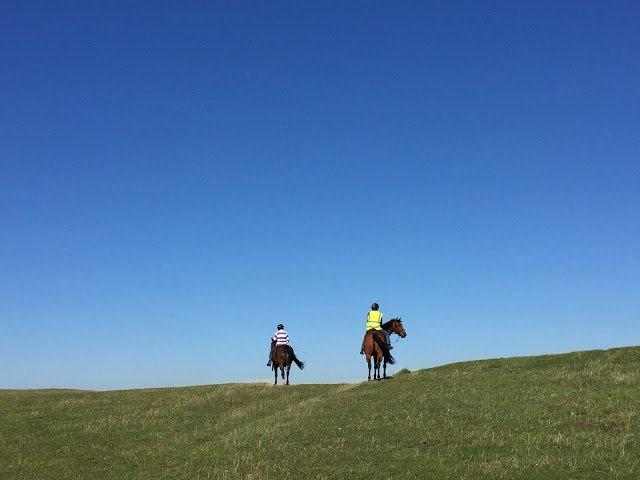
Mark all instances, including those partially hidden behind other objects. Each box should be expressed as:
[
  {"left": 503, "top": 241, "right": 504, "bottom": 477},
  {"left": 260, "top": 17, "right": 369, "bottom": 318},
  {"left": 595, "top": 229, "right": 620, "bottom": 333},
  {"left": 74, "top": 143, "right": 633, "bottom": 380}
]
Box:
[{"left": 385, "top": 332, "right": 393, "bottom": 350}]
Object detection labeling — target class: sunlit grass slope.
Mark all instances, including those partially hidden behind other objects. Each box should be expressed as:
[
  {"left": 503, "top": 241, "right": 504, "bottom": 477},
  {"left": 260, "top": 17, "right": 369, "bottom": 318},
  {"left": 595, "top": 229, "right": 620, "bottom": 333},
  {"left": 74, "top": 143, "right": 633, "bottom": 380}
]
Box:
[{"left": 1, "top": 346, "right": 638, "bottom": 479}]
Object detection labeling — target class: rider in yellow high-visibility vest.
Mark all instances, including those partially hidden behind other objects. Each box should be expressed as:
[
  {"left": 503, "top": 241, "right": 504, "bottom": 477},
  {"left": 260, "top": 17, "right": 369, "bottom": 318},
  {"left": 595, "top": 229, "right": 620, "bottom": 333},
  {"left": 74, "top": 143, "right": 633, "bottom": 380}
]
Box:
[
  {"left": 360, "top": 302, "right": 392, "bottom": 354},
  {"left": 366, "top": 305, "right": 383, "bottom": 331}
]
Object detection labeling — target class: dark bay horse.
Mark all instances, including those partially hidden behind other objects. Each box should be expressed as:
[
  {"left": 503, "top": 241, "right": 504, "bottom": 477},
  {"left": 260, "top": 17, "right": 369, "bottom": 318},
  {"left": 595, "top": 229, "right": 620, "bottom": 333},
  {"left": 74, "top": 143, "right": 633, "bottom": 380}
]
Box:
[
  {"left": 271, "top": 345, "right": 304, "bottom": 385},
  {"left": 362, "top": 318, "right": 407, "bottom": 381}
]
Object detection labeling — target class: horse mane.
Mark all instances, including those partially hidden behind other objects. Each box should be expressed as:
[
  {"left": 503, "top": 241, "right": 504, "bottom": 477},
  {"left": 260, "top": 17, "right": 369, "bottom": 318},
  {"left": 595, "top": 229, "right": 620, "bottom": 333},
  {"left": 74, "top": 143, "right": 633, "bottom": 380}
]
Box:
[{"left": 382, "top": 317, "right": 401, "bottom": 330}]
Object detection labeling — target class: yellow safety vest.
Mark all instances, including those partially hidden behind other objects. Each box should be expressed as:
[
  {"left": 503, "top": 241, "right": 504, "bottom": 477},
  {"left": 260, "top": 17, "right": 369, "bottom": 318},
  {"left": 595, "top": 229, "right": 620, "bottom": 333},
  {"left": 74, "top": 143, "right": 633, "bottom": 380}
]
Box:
[{"left": 366, "top": 310, "right": 383, "bottom": 331}]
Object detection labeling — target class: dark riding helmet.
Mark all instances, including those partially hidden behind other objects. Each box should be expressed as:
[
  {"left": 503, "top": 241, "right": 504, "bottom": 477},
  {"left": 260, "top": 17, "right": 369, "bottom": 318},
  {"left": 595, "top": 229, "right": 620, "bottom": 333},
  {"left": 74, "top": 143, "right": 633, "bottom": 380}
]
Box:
[
  {"left": 371, "top": 303, "right": 379, "bottom": 310},
  {"left": 277, "top": 324, "right": 284, "bottom": 330}
]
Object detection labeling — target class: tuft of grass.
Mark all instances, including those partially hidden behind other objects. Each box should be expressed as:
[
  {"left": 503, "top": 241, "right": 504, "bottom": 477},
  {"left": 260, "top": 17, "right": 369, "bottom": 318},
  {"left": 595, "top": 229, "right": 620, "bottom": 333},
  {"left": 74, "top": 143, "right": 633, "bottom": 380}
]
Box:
[{"left": 1, "top": 346, "right": 639, "bottom": 479}]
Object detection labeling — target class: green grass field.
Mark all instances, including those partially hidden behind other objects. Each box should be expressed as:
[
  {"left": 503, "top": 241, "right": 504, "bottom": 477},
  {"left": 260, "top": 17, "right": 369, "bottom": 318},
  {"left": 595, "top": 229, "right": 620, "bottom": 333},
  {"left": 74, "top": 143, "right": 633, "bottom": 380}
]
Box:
[{"left": 2, "top": 346, "right": 638, "bottom": 479}]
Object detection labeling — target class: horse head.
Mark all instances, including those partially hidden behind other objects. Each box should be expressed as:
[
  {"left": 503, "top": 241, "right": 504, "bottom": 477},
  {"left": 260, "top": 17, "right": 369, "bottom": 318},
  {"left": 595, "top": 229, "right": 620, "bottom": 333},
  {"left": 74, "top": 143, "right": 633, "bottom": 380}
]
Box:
[{"left": 385, "top": 318, "right": 407, "bottom": 338}]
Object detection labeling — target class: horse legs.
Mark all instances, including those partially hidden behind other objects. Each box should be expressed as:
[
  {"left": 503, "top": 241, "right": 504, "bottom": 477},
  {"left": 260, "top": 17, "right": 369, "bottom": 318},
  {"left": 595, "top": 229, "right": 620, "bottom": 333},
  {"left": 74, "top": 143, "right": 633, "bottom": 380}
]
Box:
[
  {"left": 366, "top": 354, "right": 372, "bottom": 381},
  {"left": 282, "top": 354, "right": 288, "bottom": 381},
  {"left": 383, "top": 358, "right": 387, "bottom": 379},
  {"left": 286, "top": 363, "right": 291, "bottom": 385},
  {"left": 375, "top": 356, "right": 382, "bottom": 381},
  {"left": 273, "top": 366, "right": 278, "bottom": 385}
]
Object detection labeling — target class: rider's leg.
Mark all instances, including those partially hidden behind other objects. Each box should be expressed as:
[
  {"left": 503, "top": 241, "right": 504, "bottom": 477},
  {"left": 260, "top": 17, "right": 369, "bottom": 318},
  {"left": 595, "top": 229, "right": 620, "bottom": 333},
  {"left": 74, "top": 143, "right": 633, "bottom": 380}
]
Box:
[
  {"left": 267, "top": 347, "right": 274, "bottom": 366},
  {"left": 360, "top": 336, "right": 366, "bottom": 354},
  {"left": 384, "top": 330, "right": 393, "bottom": 350},
  {"left": 267, "top": 340, "right": 276, "bottom": 366}
]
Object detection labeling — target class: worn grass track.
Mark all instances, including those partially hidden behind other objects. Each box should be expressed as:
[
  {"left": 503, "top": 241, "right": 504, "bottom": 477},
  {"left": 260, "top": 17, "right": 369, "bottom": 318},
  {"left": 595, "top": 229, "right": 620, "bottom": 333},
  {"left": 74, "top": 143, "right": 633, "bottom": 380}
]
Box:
[{"left": 1, "top": 346, "right": 639, "bottom": 479}]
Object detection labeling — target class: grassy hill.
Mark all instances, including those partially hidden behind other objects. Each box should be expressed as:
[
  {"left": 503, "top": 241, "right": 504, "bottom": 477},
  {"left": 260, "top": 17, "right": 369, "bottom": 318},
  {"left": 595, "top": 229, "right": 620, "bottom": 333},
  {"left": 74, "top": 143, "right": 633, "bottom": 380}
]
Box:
[{"left": 1, "top": 347, "right": 638, "bottom": 479}]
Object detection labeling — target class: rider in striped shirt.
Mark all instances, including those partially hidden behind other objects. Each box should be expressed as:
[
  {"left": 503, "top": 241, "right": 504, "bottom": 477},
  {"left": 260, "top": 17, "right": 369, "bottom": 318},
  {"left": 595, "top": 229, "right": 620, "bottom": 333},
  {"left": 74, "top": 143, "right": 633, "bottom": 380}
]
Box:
[{"left": 267, "top": 324, "right": 289, "bottom": 366}]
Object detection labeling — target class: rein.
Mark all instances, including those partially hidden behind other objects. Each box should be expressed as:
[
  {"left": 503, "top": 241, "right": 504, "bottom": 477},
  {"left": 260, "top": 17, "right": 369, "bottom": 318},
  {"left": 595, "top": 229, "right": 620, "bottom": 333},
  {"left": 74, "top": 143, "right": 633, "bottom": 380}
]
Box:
[{"left": 384, "top": 329, "right": 402, "bottom": 344}]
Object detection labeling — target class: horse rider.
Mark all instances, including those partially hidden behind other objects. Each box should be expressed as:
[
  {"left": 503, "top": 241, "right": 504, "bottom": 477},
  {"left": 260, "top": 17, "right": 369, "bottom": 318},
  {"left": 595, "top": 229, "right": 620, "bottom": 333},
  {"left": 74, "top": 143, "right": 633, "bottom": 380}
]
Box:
[
  {"left": 267, "top": 323, "right": 289, "bottom": 366},
  {"left": 360, "top": 302, "right": 392, "bottom": 354}
]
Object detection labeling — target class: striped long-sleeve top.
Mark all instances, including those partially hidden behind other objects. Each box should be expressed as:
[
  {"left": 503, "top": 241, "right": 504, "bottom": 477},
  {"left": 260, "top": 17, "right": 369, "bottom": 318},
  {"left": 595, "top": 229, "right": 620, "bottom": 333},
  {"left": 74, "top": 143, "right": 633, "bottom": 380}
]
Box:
[{"left": 272, "top": 329, "right": 289, "bottom": 346}]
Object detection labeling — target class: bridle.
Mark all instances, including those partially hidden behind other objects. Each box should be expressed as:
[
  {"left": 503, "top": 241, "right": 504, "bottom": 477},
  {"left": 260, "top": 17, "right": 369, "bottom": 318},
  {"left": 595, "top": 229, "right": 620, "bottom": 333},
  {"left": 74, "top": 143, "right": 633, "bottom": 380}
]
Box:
[{"left": 384, "top": 322, "right": 406, "bottom": 344}]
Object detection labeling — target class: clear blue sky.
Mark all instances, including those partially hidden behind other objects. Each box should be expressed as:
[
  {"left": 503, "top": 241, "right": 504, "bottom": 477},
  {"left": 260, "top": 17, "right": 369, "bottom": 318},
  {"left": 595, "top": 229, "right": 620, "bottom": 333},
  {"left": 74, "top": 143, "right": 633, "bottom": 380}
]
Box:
[{"left": 1, "top": 1, "right": 638, "bottom": 389}]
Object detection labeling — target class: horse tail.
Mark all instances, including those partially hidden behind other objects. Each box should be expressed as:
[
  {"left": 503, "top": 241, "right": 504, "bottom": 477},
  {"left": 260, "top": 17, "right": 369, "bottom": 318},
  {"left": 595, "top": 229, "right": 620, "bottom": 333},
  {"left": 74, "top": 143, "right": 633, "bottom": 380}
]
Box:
[
  {"left": 286, "top": 346, "right": 305, "bottom": 370},
  {"left": 372, "top": 333, "right": 395, "bottom": 365}
]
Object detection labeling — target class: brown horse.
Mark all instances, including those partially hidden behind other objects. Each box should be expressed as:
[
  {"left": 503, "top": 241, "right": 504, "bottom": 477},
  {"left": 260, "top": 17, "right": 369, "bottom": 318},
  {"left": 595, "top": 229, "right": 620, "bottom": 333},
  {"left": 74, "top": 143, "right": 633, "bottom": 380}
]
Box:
[
  {"left": 362, "top": 318, "right": 407, "bottom": 381},
  {"left": 271, "top": 345, "right": 304, "bottom": 385}
]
